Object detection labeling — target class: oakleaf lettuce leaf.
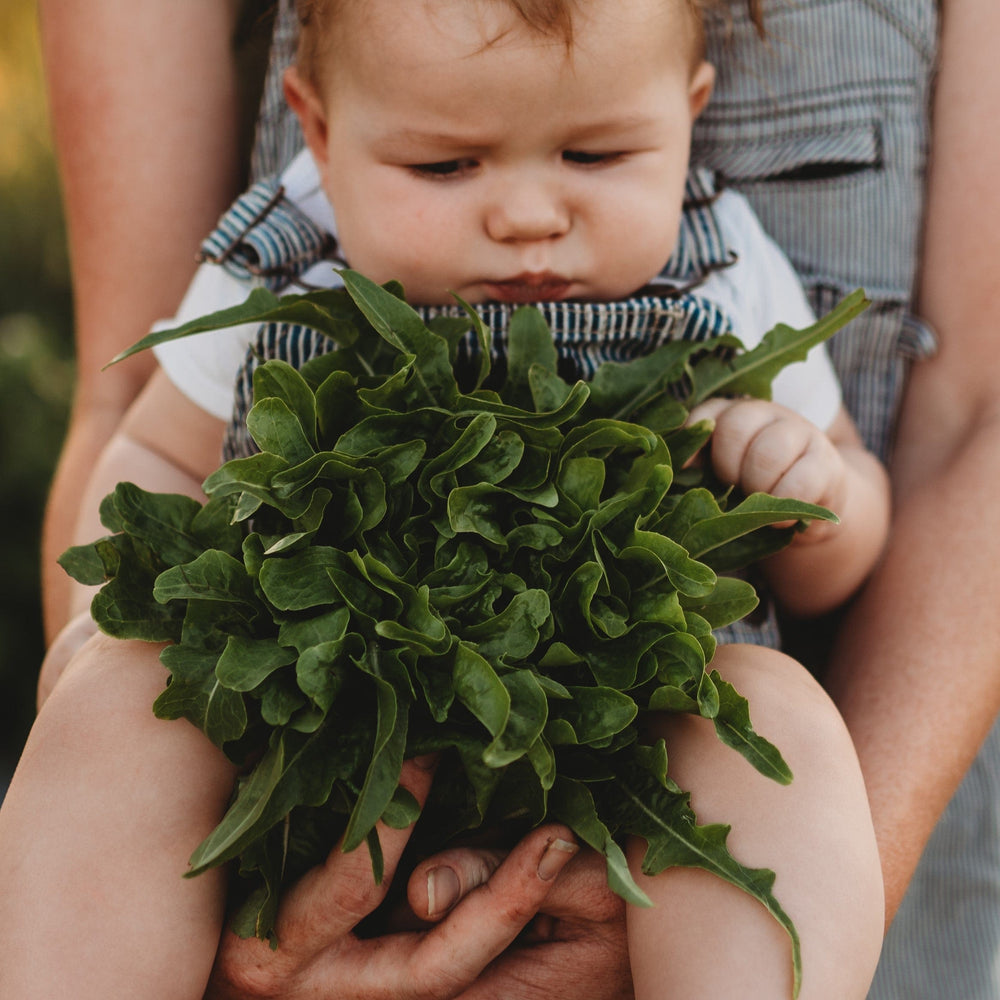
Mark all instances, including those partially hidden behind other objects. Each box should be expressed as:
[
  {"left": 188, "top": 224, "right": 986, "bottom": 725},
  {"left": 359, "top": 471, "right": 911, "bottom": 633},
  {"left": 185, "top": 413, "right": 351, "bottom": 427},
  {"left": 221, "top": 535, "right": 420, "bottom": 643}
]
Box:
[{"left": 66, "top": 271, "right": 867, "bottom": 994}]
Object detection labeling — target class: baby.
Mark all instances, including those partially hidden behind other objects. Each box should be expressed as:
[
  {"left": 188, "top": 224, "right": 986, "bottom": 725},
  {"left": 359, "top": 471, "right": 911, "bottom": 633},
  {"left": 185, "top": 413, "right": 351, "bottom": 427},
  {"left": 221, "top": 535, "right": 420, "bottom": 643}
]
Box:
[{"left": 2, "top": 1, "right": 887, "bottom": 998}]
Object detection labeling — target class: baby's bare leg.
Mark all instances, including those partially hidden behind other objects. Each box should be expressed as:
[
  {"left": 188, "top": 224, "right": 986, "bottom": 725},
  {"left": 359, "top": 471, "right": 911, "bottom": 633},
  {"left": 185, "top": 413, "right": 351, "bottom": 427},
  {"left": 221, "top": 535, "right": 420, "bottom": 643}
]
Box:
[
  {"left": 0, "top": 633, "right": 236, "bottom": 1000},
  {"left": 627, "top": 643, "right": 883, "bottom": 1000}
]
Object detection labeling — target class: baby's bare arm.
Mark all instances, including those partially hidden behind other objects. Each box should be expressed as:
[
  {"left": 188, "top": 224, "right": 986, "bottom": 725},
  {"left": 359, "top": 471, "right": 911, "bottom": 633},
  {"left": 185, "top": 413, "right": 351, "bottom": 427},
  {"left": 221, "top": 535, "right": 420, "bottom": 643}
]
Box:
[
  {"left": 69, "top": 368, "right": 226, "bottom": 582},
  {"left": 690, "top": 399, "right": 890, "bottom": 617}
]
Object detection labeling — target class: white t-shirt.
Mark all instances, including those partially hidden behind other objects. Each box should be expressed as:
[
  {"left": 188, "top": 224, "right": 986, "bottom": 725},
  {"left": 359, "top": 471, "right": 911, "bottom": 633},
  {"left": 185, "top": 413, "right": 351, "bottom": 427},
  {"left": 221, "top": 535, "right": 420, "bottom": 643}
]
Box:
[{"left": 154, "top": 150, "right": 841, "bottom": 429}]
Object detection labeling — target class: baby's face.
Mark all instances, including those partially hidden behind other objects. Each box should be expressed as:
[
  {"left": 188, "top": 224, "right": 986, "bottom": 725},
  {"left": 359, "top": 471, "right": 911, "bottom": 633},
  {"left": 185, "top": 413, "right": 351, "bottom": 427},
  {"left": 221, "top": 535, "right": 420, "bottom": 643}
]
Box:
[{"left": 290, "top": 0, "right": 713, "bottom": 305}]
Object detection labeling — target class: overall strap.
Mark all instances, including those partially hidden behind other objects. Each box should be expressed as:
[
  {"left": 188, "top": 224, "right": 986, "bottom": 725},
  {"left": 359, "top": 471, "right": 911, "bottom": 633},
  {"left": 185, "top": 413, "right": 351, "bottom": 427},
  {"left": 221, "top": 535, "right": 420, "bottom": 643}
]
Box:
[
  {"left": 655, "top": 168, "right": 735, "bottom": 289},
  {"left": 197, "top": 178, "right": 339, "bottom": 291}
]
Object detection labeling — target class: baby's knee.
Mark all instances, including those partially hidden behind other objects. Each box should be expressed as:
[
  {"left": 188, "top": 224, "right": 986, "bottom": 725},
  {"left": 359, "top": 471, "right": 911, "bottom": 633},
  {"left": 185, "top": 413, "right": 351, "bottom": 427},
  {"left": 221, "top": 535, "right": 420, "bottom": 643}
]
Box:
[
  {"left": 40, "top": 633, "right": 171, "bottom": 737},
  {"left": 710, "top": 643, "right": 856, "bottom": 773}
]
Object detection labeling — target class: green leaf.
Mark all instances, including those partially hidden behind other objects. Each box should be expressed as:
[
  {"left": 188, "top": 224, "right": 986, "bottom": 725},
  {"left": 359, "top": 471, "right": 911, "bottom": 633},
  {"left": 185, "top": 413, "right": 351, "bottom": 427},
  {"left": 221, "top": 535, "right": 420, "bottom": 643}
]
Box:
[
  {"left": 58, "top": 541, "right": 112, "bottom": 586},
  {"left": 381, "top": 786, "right": 422, "bottom": 830},
  {"left": 252, "top": 360, "right": 318, "bottom": 448},
  {"left": 681, "top": 493, "right": 836, "bottom": 560},
  {"left": 341, "top": 647, "right": 411, "bottom": 853},
  {"left": 548, "top": 777, "right": 651, "bottom": 907},
  {"left": 187, "top": 727, "right": 348, "bottom": 874},
  {"left": 108, "top": 286, "right": 359, "bottom": 365},
  {"left": 154, "top": 551, "right": 257, "bottom": 607},
  {"left": 504, "top": 306, "right": 560, "bottom": 408},
  {"left": 586, "top": 337, "right": 701, "bottom": 420},
  {"left": 215, "top": 636, "right": 297, "bottom": 692},
  {"left": 257, "top": 548, "right": 344, "bottom": 611},
  {"left": 621, "top": 529, "right": 716, "bottom": 598},
  {"left": 247, "top": 397, "right": 316, "bottom": 466},
  {"left": 679, "top": 576, "right": 759, "bottom": 629},
  {"left": 88, "top": 536, "right": 182, "bottom": 642},
  {"left": 155, "top": 646, "right": 248, "bottom": 747},
  {"left": 689, "top": 290, "right": 868, "bottom": 405},
  {"left": 482, "top": 671, "right": 548, "bottom": 767},
  {"left": 453, "top": 642, "right": 510, "bottom": 738},
  {"left": 340, "top": 270, "right": 459, "bottom": 407},
  {"left": 450, "top": 294, "right": 492, "bottom": 390},
  {"left": 605, "top": 765, "right": 801, "bottom": 996},
  {"left": 464, "top": 589, "right": 550, "bottom": 661},
  {"left": 548, "top": 686, "right": 637, "bottom": 745},
  {"left": 108, "top": 482, "right": 207, "bottom": 567},
  {"left": 203, "top": 452, "right": 289, "bottom": 502},
  {"left": 295, "top": 637, "right": 355, "bottom": 712},
  {"left": 711, "top": 672, "right": 793, "bottom": 784}
]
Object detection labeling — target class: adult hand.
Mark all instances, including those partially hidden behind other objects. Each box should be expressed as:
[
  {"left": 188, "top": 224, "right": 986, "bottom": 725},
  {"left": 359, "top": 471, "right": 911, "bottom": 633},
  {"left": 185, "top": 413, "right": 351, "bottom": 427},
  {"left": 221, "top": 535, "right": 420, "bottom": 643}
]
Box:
[
  {"left": 206, "top": 760, "right": 630, "bottom": 999},
  {"left": 408, "top": 843, "right": 633, "bottom": 1000}
]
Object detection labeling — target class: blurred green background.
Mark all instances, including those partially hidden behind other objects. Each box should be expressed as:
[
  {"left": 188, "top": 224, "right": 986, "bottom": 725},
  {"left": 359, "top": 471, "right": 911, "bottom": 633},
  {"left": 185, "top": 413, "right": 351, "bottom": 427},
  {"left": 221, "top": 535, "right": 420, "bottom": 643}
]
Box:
[{"left": 0, "top": 2, "right": 74, "bottom": 788}]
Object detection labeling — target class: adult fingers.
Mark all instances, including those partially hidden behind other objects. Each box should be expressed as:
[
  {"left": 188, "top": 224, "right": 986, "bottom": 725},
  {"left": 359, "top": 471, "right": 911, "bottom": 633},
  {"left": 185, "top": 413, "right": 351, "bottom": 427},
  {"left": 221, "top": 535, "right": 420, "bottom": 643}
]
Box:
[
  {"left": 403, "top": 826, "right": 579, "bottom": 997},
  {"left": 458, "top": 849, "right": 631, "bottom": 1000},
  {"left": 207, "top": 756, "right": 440, "bottom": 999},
  {"left": 462, "top": 936, "right": 634, "bottom": 1000},
  {"left": 407, "top": 845, "right": 509, "bottom": 921},
  {"left": 275, "top": 756, "right": 439, "bottom": 948},
  {"left": 526, "top": 846, "right": 625, "bottom": 924}
]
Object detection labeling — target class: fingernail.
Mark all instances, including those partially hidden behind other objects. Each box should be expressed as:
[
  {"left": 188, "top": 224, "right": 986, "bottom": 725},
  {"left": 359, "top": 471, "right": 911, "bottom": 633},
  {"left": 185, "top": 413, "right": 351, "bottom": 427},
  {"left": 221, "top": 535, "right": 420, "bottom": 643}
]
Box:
[
  {"left": 426, "top": 866, "right": 461, "bottom": 917},
  {"left": 537, "top": 838, "right": 578, "bottom": 881}
]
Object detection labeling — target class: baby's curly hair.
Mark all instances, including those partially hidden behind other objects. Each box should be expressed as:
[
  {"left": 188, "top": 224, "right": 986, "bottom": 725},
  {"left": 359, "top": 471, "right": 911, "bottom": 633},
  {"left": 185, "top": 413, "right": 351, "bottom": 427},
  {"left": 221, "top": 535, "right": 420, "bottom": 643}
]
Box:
[{"left": 294, "top": 0, "right": 764, "bottom": 86}]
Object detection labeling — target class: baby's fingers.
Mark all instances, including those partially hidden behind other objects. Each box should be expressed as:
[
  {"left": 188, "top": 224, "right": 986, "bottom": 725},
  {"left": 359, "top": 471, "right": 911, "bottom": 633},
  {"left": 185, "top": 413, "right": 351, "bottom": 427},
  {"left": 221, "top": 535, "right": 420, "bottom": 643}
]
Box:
[
  {"left": 685, "top": 397, "right": 739, "bottom": 427},
  {"left": 693, "top": 399, "right": 803, "bottom": 492}
]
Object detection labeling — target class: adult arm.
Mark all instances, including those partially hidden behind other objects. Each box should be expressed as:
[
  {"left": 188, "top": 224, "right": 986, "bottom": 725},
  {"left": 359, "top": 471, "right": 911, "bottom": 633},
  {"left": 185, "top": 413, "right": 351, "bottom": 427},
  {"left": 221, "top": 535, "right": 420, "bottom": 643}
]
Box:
[
  {"left": 38, "top": 0, "right": 245, "bottom": 641},
  {"left": 824, "top": 0, "right": 1000, "bottom": 925}
]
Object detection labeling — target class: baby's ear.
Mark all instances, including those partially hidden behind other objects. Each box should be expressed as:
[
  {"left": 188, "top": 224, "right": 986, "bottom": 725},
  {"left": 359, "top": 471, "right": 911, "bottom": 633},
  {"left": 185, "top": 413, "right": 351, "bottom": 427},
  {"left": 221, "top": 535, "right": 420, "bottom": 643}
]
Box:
[
  {"left": 688, "top": 60, "right": 715, "bottom": 119},
  {"left": 283, "top": 66, "right": 330, "bottom": 169}
]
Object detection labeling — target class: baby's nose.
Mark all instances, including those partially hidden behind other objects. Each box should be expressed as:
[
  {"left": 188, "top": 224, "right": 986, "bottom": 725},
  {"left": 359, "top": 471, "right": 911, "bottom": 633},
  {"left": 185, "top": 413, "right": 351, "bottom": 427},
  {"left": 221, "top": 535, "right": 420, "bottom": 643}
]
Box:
[{"left": 484, "top": 176, "right": 571, "bottom": 243}]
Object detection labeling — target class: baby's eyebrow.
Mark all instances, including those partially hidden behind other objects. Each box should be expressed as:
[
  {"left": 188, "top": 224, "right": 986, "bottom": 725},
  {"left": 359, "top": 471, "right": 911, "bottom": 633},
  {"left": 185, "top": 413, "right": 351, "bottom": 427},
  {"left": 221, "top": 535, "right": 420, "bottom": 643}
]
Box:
[
  {"left": 376, "top": 114, "right": 658, "bottom": 152},
  {"left": 375, "top": 127, "right": 491, "bottom": 151},
  {"left": 563, "top": 114, "right": 658, "bottom": 140}
]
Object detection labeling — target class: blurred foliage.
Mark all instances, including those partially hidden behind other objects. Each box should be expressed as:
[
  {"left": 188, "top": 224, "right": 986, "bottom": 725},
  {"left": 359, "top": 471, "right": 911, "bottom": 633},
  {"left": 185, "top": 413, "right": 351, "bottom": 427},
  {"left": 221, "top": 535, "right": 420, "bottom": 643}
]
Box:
[{"left": 0, "top": 2, "right": 74, "bottom": 780}]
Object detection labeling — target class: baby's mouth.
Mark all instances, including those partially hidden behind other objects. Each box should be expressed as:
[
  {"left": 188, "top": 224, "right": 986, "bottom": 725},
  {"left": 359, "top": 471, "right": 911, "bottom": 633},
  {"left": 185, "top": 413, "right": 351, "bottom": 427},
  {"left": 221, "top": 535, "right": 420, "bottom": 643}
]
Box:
[{"left": 484, "top": 273, "right": 573, "bottom": 304}]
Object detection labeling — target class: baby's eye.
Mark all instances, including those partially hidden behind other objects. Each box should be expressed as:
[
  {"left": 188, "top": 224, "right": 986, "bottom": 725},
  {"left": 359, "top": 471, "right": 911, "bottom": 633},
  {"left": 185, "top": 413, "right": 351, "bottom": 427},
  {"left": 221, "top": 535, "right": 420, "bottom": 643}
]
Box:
[
  {"left": 409, "top": 158, "right": 477, "bottom": 179},
  {"left": 562, "top": 150, "right": 624, "bottom": 166}
]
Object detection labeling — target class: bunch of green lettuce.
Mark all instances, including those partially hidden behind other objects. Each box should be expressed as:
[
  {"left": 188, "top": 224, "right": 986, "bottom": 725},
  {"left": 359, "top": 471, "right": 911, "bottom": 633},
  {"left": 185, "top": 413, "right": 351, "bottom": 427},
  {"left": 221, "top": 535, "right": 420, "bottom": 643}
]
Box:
[{"left": 62, "top": 271, "right": 867, "bottom": 993}]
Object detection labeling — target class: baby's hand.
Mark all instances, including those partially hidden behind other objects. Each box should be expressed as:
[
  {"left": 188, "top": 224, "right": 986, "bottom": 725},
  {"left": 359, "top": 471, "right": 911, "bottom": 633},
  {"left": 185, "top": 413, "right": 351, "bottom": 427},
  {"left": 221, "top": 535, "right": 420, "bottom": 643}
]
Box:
[{"left": 688, "top": 397, "right": 846, "bottom": 538}]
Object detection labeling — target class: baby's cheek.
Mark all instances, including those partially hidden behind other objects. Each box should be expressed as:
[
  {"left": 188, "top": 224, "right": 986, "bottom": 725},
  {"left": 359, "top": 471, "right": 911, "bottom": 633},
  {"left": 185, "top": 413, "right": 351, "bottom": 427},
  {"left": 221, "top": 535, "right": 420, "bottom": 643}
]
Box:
[{"left": 595, "top": 204, "right": 681, "bottom": 296}]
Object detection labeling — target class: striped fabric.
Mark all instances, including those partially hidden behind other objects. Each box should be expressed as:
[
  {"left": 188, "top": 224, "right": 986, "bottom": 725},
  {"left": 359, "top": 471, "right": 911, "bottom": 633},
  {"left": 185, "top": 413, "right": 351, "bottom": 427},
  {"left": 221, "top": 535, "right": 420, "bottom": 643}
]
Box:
[
  {"left": 197, "top": 180, "right": 336, "bottom": 289},
  {"left": 248, "top": 0, "right": 301, "bottom": 182},
  {"left": 221, "top": 292, "right": 729, "bottom": 459},
  {"left": 692, "top": 0, "right": 939, "bottom": 465}
]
